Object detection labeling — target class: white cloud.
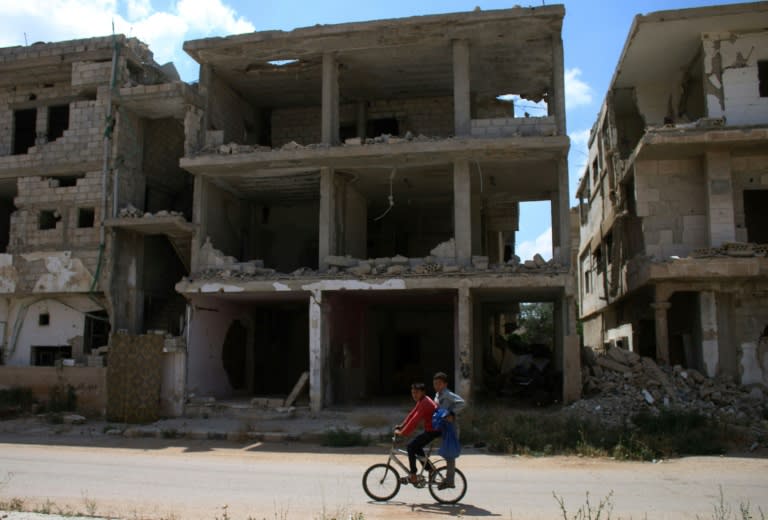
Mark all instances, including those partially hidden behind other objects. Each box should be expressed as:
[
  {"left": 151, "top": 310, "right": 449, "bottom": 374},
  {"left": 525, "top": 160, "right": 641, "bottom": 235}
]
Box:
[
  {"left": 126, "top": 0, "right": 152, "bottom": 21},
  {"left": 0, "top": 0, "right": 254, "bottom": 78},
  {"left": 516, "top": 227, "right": 552, "bottom": 262},
  {"left": 565, "top": 68, "right": 593, "bottom": 108}
]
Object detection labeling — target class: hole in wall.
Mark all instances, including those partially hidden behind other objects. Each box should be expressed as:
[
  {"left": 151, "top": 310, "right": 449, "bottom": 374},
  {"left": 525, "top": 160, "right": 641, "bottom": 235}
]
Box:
[
  {"left": 38, "top": 313, "right": 50, "bottom": 326},
  {"left": 39, "top": 210, "right": 61, "bottom": 230}
]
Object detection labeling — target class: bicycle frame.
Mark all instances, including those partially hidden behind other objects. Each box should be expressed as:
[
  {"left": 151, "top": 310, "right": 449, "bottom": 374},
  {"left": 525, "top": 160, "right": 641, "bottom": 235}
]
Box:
[{"left": 384, "top": 435, "right": 439, "bottom": 479}]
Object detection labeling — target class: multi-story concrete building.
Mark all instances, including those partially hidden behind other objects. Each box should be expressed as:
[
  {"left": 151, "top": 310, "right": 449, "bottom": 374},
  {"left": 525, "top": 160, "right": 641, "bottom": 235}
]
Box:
[
  {"left": 577, "top": 3, "right": 768, "bottom": 384},
  {"left": 0, "top": 36, "right": 202, "bottom": 411},
  {"left": 177, "top": 6, "right": 579, "bottom": 411}
]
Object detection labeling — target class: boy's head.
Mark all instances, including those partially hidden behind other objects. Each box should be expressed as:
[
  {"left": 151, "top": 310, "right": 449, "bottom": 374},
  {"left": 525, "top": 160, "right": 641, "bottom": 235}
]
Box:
[
  {"left": 410, "top": 383, "right": 426, "bottom": 401},
  {"left": 432, "top": 372, "right": 448, "bottom": 392}
]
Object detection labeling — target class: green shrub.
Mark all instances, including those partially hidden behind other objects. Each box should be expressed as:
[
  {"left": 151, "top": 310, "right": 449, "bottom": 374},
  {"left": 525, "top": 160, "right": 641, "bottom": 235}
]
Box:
[
  {"left": 0, "top": 386, "right": 37, "bottom": 418},
  {"left": 462, "top": 406, "right": 727, "bottom": 460},
  {"left": 321, "top": 427, "right": 370, "bottom": 447},
  {"left": 45, "top": 384, "right": 77, "bottom": 413}
]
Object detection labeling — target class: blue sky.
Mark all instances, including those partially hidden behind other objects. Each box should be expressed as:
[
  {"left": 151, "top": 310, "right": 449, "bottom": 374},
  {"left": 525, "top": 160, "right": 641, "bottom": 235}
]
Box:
[{"left": 0, "top": 0, "right": 749, "bottom": 260}]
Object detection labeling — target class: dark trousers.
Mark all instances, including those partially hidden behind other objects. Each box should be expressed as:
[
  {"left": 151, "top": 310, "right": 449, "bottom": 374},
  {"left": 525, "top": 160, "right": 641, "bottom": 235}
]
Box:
[{"left": 407, "top": 430, "right": 441, "bottom": 474}]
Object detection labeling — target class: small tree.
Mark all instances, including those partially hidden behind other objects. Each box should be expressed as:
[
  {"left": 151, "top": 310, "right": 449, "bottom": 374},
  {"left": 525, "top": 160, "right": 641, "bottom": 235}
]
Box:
[{"left": 517, "top": 302, "right": 554, "bottom": 346}]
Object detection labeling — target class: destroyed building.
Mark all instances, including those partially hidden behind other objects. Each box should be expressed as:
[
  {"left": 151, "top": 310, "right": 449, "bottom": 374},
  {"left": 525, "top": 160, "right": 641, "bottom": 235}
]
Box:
[
  {"left": 577, "top": 2, "right": 768, "bottom": 386},
  {"left": 176, "top": 6, "right": 579, "bottom": 412},
  {"left": 0, "top": 36, "right": 202, "bottom": 414}
]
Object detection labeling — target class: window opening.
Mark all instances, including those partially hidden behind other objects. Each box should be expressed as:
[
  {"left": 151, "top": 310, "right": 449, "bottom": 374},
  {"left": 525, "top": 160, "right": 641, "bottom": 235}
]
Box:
[
  {"left": 31, "top": 346, "right": 71, "bottom": 366},
  {"left": 47, "top": 104, "right": 69, "bottom": 141},
  {"left": 759, "top": 61, "right": 768, "bottom": 98},
  {"left": 77, "top": 207, "right": 95, "bottom": 228},
  {"left": 13, "top": 108, "right": 37, "bottom": 155},
  {"left": 84, "top": 311, "right": 110, "bottom": 354},
  {"left": 39, "top": 313, "right": 50, "bottom": 326},
  {"left": 367, "top": 118, "right": 399, "bottom": 137}
]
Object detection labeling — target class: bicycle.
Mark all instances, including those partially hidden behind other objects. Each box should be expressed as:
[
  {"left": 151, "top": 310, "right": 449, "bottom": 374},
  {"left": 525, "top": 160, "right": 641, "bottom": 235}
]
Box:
[{"left": 362, "top": 435, "right": 467, "bottom": 504}]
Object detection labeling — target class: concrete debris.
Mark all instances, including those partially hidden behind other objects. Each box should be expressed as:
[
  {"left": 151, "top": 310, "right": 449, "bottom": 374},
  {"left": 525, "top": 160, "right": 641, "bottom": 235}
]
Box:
[
  {"left": 688, "top": 242, "right": 766, "bottom": 259},
  {"left": 118, "top": 204, "right": 184, "bottom": 219},
  {"left": 573, "top": 346, "right": 768, "bottom": 427},
  {"left": 63, "top": 414, "right": 87, "bottom": 425},
  {"left": 201, "top": 133, "right": 446, "bottom": 155},
  {"left": 430, "top": 238, "right": 456, "bottom": 258}
]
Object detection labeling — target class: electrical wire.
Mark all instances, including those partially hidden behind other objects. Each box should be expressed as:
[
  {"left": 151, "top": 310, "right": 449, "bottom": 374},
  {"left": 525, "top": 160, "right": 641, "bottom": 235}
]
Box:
[{"left": 373, "top": 168, "right": 397, "bottom": 221}]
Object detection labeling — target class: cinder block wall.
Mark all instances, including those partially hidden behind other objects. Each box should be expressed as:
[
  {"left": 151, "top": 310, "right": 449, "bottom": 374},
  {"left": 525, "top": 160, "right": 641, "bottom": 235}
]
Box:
[
  {"left": 634, "top": 157, "right": 708, "bottom": 259},
  {"left": 270, "top": 96, "right": 456, "bottom": 147}
]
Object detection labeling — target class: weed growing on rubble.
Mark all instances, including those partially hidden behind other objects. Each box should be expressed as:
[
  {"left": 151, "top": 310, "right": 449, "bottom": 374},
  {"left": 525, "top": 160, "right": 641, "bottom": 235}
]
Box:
[
  {"left": 698, "top": 486, "right": 766, "bottom": 520},
  {"left": 553, "top": 490, "right": 614, "bottom": 520}
]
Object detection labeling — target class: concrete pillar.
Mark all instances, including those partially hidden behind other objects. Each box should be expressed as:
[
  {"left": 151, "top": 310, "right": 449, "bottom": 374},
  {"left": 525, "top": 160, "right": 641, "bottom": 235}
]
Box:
[
  {"left": 699, "top": 291, "right": 719, "bottom": 377},
  {"left": 452, "top": 40, "right": 471, "bottom": 137},
  {"left": 453, "top": 159, "right": 472, "bottom": 266},
  {"left": 561, "top": 295, "right": 581, "bottom": 403},
  {"left": 190, "top": 174, "right": 207, "bottom": 273},
  {"left": 552, "top": 157, "right": 571, "bottom": 265},
  {"left": 455, "top": 286, "right": 473, "bottom": 400},
  {"left": 705, "top": 150, "right": 735, "bottom": 247},
  {"left": 199, "top": 64, "right": 213, "bottom": 132},
  {"left": 356, "top": 101, "right": 367, "bottom": 140},
  {"left": 651, "top": 301, "right": 671, "bottom": 364},
  {"left": 318, "top": 167, "right": 337, "bottom": 270},
  {"left": 308, "top": 292, "right": 330, "bottom": 412},
  {"left": 321, "top": 53, "right": 339, "bottom": 145},
  {"left": 551, "top": 33, "right": 567, "bottom": 135}
]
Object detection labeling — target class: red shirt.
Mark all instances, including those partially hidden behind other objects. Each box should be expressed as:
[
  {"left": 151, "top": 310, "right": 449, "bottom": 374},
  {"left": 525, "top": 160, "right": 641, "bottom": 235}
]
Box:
[{"left": 399, "top": 396, "right": 438, "bottom": 436}]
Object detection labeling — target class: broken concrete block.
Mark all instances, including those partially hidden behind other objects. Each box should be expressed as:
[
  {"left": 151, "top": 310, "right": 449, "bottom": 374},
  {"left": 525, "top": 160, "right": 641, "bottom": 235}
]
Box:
[
  {"left": 472, "top": 255, "right": 489, "bottom": 270},
  {"left": 325, "top": 255, "right": 358, "bottom": 268},
  {"left": 344, "top": 137, "right": 362, "bottom": 145},
  {"left": 347, "top": 262, "right": 372, "bottom": 276},
  {"left": 430, "top": 238, "right": 456, "bottom": 258},
  {"left": 507, "top": 255, "right": 521, "bottom": 266},
  {"left": 63, "top": 414, "right": 86, "bottom": 425},
  {"left": 596, "top": 356, "right": 631, "bottom": 373},
  {"left": 443, "top": 265, "right": 460, "bottom": 273},
  {"left": 281, "top": 141, "right": 303, "bottom": 150},
  {"left": 606, "top": 347, "right": 631, "bottom": 366},
  {"left": 391, "top": 255, "right": 409, "bottom": 265},
  {"left": 641, "top": 389, "right": 655, "bottom": 405},
  {"left": 533, "top": 254, "right": 547, "bottom": 267},
  {"left": 523, "top": 260, "right": 537, "bottom": 269},
  {"left": 386, "top": 265, "right": 406, "bottom": 275}
]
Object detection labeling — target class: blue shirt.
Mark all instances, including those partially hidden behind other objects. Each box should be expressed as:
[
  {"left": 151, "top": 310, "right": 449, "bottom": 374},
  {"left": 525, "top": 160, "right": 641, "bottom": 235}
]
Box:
[{"left": 435, "top": 388, "right": 465, "bottom": 415}]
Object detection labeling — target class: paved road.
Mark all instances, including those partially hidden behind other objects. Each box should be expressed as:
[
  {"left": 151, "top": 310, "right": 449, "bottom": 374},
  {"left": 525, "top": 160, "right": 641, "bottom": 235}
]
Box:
[{"left": 0, "top": 438, "right": 766, "bottom": 519}]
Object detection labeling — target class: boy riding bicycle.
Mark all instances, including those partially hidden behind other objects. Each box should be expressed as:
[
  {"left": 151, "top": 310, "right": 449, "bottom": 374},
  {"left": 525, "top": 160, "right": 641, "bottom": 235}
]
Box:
[{"left": 394, "top": 383, "right": 438, "bottom": 484}]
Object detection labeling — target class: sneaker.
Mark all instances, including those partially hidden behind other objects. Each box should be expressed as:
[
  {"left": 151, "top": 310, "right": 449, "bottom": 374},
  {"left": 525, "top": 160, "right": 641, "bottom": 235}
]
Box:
[{"left": 437, "top": 481, "right": 455, "bottom": 490}]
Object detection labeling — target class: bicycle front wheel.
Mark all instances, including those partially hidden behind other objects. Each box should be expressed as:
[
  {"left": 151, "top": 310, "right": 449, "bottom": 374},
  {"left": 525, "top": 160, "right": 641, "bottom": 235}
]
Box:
[
  {"left": 428, "top": 465, "right": 467, "bottom": 504},
  {"left": 362, "top": 463, "right": 401, "bottom": 501}
]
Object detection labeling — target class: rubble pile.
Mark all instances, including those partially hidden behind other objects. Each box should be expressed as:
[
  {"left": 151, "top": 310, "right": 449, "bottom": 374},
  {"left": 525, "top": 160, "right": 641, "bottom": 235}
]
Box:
[
  {"left": 118, "top": 204, "right": 185, "bottom": 219},
  {"left": 572, "top": 347, "right": 767, "bottom": 427},
  {"left": 689, "top": 242, "right": 767, "bottom": 259},
  {"left": 203, "top": 132, "right": 450, "bottom": 155}
]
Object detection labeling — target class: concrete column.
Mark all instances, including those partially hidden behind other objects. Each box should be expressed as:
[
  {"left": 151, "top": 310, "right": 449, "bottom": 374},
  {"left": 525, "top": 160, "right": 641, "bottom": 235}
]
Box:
[
  {"left": 551, "top": 34, "right": 567, "bottom": 135},
  {"left": 455, "top": 286, "right": 473, "bottom": 400},
  {"left": 318, "top": 167, "right": 337, "bottom": 270},
  {"left": 308, "top": 292, "right": 329, "bottom": 412},
  {"left": 190, "top": 175, "right": 207, "bottom": 273},
  {"left": 356, "top": 101, "right": 367, "bottom": 140},
  {"left": 651, "top": 301, "right": 672, "bottom": 364},
  {"left": 452, "top": 40, "right": 471, "bottom": 137},
  {"left": 453, "top": 159, "right": 472, "bottom": 265},
  {"left": 552, "top": 157, "right": 571, "bottom": 265},
  {"left": 561, "top": 295, "right": 581, "bottom": 403},
  {"left": 699, "top": 291, "right": 719, "bottom": 377},
  {"left": 199, "top": 64, "right": 213, "bottom": 132},
  {"left": 705, "top": 150, "right": 735, "bottom": 247},
  {"left": 321, "top": 52, "right": 339, "bottom": 145}
]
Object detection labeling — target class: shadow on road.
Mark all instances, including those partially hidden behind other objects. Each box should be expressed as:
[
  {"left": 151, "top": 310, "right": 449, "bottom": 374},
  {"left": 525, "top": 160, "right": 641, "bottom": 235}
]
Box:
[{"left": 367, "top": 500, "right": 501, "bottom": 517}]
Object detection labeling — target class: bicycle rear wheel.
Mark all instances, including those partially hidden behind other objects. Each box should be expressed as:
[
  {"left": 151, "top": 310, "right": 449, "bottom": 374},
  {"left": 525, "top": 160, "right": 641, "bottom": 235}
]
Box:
[
  {"left": 428, "top": 465, "right": 467, "bottom": 504},
  {"left": 362, "top": 463, "right": 401, "bottom": 501}
]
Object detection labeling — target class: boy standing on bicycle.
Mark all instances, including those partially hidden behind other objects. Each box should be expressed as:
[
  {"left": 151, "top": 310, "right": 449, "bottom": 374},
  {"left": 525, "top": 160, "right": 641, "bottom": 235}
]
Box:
[
  {"left": 394, "top": 383, "right": 438, "bottom": 484},
  {"left": 433, "top": 371, "right": 465, "bottom": 489}
]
